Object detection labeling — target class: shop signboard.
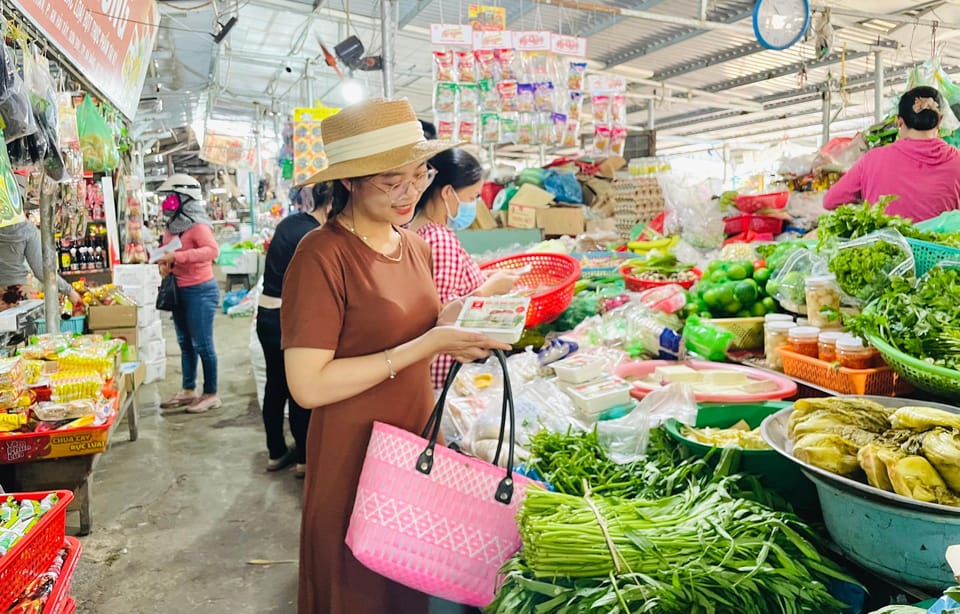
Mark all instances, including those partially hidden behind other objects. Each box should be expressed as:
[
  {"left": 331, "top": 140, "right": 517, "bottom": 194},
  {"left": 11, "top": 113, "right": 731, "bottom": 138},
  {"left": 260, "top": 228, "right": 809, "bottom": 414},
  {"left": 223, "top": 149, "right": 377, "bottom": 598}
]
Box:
[
  {"left": 551, "top": 34, "right": 588, "bottom": 57},
  {"left": 430, "top": 24, "right": 473, "bottom": 46},
  {"left": 468, "top": 4, "right": 506, "bottom": 31},
  {"left": 200, "top": 133, "right": 258, "bottom": 171},
  {"left": 10, "top": 0, "right": 159, "bottom": 120}
]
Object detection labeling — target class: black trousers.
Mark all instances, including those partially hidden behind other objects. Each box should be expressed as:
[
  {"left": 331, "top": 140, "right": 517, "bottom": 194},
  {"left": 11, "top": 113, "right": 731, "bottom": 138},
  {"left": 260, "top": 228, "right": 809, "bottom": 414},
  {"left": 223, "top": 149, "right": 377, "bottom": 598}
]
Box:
[{"left": 256, "top": 306, "right": 311, "bottom": 464}]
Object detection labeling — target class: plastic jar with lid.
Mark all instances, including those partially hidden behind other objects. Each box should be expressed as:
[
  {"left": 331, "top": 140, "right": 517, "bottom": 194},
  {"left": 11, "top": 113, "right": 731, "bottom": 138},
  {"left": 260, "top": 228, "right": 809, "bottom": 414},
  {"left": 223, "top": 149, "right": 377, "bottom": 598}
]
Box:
[
  {"left": 818, "top": 331, "right": 845, "bottom": 363},
  {"left": 764, "top": 313, "right": 794, "bottom": 324},
  {"left": 836, "top": 335, "right": 881, "bottom": 370},
  {"left": 805, "top": 275, "right": 841, "bottom": 329},
  {"left": 764, "top": 321, "right": 796, "bottom": 369},
  {"left": 787, "top": 326, "right": 821, "bottom": 358}
]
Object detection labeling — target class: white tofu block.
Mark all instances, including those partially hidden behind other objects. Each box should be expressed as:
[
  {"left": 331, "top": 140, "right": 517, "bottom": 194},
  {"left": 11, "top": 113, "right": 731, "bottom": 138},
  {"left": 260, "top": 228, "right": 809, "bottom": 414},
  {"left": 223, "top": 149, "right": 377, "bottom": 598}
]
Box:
[
  {"left": 702, "top": 370, "right": 749, "bottom": 387},
  {"left": 653, "top": 365, "right": 702, "bottom": 383},
  {"left": 566, "top": 376, "right": 632, "bottom": 417},
  {"left": 551, "top": 354, "right": 606, "bottom": 384}
]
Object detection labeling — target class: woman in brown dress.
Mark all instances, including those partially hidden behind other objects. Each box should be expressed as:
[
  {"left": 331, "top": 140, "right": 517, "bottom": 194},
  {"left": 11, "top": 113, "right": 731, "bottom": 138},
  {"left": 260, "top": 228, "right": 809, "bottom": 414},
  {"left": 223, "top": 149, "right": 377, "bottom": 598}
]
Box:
[{"left": 281, "top": 98, "right": 510, "bottom": 614}]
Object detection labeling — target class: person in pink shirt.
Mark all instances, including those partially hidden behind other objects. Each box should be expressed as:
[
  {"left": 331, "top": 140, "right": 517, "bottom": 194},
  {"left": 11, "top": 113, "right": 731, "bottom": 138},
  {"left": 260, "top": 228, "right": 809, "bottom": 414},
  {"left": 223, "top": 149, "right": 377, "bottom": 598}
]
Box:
[
  {"left": 824, "top": 86, "right": 960, "bottom": 222},
  {"left": 156, "top": 174, "right": 222, "bottom": 414}
]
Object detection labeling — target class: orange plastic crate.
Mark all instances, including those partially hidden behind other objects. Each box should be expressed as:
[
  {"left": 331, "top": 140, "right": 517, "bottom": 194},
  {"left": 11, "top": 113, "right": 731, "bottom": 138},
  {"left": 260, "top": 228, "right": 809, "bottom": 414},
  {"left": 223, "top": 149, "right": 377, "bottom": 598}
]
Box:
[
  {"left": 0, "top": 491, "right": 73, "bottom": 612},
  {"left": 779, "top": 348, "right": 912, "bottom": 396}
]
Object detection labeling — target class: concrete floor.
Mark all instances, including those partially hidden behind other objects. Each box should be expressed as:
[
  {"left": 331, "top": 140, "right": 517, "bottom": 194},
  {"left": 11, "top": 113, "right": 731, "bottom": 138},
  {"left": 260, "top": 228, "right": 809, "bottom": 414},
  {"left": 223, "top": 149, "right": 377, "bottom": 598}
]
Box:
[{"left": 71, "top": 314, "right": 303, "bottom": 613}]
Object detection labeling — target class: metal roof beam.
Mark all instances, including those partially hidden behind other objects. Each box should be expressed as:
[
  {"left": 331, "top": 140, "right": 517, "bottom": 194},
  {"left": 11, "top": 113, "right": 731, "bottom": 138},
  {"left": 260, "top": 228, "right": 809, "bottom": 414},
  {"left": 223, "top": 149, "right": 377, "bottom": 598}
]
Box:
[
  {"left": 597, "top": 2, "right": 755, "bottom": 69},
  {"left": 571, "top": 0, "right": 670, "bottom": 39}
]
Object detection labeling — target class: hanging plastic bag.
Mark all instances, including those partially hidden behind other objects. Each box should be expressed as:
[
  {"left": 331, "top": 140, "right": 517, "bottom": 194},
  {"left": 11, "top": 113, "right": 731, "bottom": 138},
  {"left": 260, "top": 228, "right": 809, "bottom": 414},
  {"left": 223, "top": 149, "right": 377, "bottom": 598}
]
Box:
[
  {"left": 0, "top": 131, "right": 26, "bottom": 228},
  {"left": 77, "top": 95, "right": 119, "bottom": 172},
  {"left": 21, "top": 48, "right": 64, "bottom": 180},
  {"left": 0, "top": 44, "right": 39, "bottom": 144},
  {"left": 825, "top": 228, "right": 915, "bottom": 305}
]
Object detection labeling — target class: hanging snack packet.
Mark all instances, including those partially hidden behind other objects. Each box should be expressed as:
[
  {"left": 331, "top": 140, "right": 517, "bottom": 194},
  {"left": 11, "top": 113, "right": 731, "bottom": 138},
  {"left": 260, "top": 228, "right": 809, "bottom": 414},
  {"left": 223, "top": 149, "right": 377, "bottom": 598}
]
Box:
[
  {"left": 459, "top": 83, "right": 478, "bottom": 114},
  {"left": 475, "top": 49, "right": 496, "bottom": 80},
  {"left": 534, "top": 82, "right": 555, "bottom": 113},
  {"left": 594, "top": 125, "right": 611, "bottom": 154},
  {"left": 539, "top": 113, "right": 557, "bottom": 146},
  {"left": 435, "top": 115, "right": 457, "bottom": 141},
  {"left": 480, "top": 79, "right": 500, "bottom": 112},
  {"left": 456, "top": 50, "right": 476, "bottom": 83},
  {"left": 481, "top": 112, "right": 501, "bottom": 145},
  {"left": 592, "top": 94, "right": 611, "bottom": 124},
  {"left": 517, "top": 113, "right": 535, "bottom": 145},
  {"left": 458, "top": 117, "right": 478, "bottom": 144},
  {"left": 500, "top": 113, "right": 519, "bottom": 144},
  {"left": 551, "top": 112, "right": 568, "bottom": 144},
  {"left": 517, "top": 83, "right": 536, "bottom": 113},
  {"left": 612, "top": 94, "right": 627, "bottom": 125},
  {"left": 495, "top": 48, "right": 517, "bottom": 80},
  {"left": 433, "top": 50, "right": 455, "bottom": 82},
  {"left": 563, "top": 118, "right": 581, "bottom": 148},
  {"left": 523, "top": 51, "right": 550, "bottom": 81},
  {"left": 568, "top": 61, "right": 588, "bottom": 91},
  {"left": 611, "top": 126, "right": 628, "bottom": 156},
  {"left": 434, "top": 82, "right": 457, "bottom": 113},
  {"left": 498, "top": 80, "right": 519, "bottom": 112},
  {"left": 568, "top": 91, "right": 584, "bottom": 120}
]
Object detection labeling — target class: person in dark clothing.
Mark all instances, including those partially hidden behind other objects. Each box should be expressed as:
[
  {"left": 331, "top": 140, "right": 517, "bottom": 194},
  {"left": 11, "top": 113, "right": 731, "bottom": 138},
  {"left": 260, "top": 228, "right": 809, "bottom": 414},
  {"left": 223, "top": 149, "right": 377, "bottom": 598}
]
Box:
[{"left": 257, "top": 183, "right": 332, "bottom": 477}]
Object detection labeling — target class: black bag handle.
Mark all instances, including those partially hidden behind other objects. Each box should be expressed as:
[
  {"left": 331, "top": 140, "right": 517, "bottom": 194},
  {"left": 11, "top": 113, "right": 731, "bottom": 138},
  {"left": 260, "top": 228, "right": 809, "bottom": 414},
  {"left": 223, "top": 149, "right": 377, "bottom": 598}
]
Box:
[{"left": 417, "top": 349, "right": 516, "bottom": 505}]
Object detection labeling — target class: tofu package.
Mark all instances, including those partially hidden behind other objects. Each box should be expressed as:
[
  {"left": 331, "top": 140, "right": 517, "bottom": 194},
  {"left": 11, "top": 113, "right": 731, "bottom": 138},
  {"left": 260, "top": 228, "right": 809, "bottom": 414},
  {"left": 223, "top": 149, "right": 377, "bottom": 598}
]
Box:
[{"left": 454, "top": 296, "right": 531, "bottom": 344}]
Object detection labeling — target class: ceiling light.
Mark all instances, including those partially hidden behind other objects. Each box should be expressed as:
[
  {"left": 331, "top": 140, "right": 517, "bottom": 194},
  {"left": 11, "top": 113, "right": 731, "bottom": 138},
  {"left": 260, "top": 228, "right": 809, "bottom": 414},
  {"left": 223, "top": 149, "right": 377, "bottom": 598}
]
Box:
[{"left": 340, "top": 79, "right": 366, "bottom": 104}]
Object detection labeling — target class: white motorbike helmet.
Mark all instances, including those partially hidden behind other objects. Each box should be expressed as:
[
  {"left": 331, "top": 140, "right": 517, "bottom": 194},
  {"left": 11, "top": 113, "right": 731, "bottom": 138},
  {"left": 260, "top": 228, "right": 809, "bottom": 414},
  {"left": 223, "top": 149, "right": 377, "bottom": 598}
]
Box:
[{"left": 157, "top": 173, "right": 202, "bottom": 202}]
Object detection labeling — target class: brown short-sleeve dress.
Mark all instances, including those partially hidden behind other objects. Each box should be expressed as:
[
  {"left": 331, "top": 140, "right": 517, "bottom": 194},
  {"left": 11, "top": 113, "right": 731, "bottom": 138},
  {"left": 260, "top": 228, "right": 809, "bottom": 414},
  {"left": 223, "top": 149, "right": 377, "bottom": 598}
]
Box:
[{"left": 281, "top": 221, "right": 439, "bottom": 614}]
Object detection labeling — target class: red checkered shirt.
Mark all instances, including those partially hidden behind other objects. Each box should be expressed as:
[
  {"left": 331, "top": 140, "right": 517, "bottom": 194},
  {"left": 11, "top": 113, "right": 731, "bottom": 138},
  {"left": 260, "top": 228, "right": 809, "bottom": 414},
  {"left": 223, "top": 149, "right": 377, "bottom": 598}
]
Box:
[{"left": 416, "top": 222, "right": 486, "bottom": 390}]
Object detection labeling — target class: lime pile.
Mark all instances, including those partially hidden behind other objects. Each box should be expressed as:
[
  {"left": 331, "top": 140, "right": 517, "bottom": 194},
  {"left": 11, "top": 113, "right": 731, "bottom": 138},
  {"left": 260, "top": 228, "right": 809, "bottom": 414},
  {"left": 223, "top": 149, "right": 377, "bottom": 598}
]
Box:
[{"left": 684, "top": 259, "right": 777, "bottom": 319}]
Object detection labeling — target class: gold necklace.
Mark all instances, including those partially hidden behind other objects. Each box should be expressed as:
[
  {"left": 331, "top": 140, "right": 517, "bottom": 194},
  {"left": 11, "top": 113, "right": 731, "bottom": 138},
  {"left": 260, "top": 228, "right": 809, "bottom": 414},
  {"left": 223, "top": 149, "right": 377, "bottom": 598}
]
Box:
[{"left": 341, "top": 213, "right": 403, "bottom": 262}]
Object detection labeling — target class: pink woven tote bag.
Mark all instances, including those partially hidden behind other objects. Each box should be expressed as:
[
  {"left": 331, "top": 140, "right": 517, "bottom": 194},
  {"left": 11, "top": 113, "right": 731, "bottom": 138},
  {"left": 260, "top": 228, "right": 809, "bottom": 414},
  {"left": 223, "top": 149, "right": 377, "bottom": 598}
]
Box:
[{"left": 345, "top": 350, "right": 532, "bottom": 607}]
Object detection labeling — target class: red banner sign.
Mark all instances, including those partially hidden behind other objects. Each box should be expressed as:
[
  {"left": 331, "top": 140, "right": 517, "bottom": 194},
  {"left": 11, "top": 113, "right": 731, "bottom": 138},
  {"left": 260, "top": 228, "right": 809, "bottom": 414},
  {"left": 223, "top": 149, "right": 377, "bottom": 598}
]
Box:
[{"left": 11, "top": 0, "right": 159, "bottom": 119}]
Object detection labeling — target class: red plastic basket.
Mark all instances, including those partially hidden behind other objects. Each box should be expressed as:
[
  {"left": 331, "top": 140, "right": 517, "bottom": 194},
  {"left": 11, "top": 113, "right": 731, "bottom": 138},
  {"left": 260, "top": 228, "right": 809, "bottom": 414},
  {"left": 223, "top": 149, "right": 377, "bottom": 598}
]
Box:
[
  {"left": 723, "top": 214, "right": 784, "bottom": 236},
  {"left": 42, "top": 537, "right": 82, "bottom": 614},
  {"left": 734, "top": 192, "right": 789, "bottom": 214},
  {"left": 61, "top": 598, "right": 76, "bottom": 614},
  {"left": 480, "top": 253, "right": 581, "bottom": 327},
  {"left": 620, "top": 265, "right": 701, "bottom": 291},
  {"left": 0, "top": 491, "right": 73, "bottom": 612}
]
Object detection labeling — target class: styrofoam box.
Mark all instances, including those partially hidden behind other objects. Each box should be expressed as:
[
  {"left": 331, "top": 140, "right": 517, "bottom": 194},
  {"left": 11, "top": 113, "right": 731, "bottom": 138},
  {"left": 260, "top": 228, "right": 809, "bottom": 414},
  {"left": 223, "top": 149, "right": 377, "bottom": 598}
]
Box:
[
  {"left": 551, "top": 354, "right": 607, "bottom": 384},
  {"left": 139, "top": 319, "right": 163, "bottom": 344},
  {"left": 145, "top": 359, "right": 166, "bottom": 384},
  {"left": 138, "top": 305, "right": 160, "bottom": 328},
  {"left": 140, "top": 339, "right": 166, "bottom": 364},
  {"left": 565, "top": 376, "right": 633, "bottom": 417},
  {"left": 120, "top": 284, "right": 159, "bottom": 307},
  {"left": 113, "top": 264, "right": 161, "bottom": 287},
  {"left": 220, "top": 250, "right": 259, "bottom": 275}
]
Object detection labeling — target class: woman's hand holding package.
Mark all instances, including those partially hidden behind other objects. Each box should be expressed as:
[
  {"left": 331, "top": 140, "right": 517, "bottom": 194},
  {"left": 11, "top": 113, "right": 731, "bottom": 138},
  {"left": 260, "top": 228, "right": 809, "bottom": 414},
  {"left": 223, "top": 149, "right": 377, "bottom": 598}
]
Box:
[
  {"left": 477, "top": 270, "right": 520, "bottom": 297},
  {"left": 426, "top": 326, "right": 511, "bottom": 363}
]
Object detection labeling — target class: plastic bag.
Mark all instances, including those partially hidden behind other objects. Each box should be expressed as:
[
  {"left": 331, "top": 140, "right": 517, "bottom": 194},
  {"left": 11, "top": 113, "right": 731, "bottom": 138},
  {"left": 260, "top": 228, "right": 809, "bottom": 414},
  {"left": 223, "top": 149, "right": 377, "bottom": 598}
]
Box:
[
  {"left": 77, "top": 95, "right": 119, "bottom": 172},
  {"left": 21, "top": 49, "right": 64, "bottom": 180},
  {"left": 542, "top": 170, "right": 583, "bottom": 204},
  {"left": 598, "top": 383, "right": 697, "bottom": 464},
  {"left": 0, "top": 45, "right": 38, "bottom": 144},
  {"left": 825, "top": 228, "right": 915, "bottom": 304},
  {"left": 908, "top": 60, "right": 960, "bottom": 134},
  {"left": 766, "top": 248, "right": 825, "bottom": 313},
  {"left": 0, "top": 131, "right": 26, "bottom": 228},
  {"left": 915, "top": 210, "right": 960, "bottom": 234},
  {"left": 661, "top": 169, "right": 725, "bottom": 249}
]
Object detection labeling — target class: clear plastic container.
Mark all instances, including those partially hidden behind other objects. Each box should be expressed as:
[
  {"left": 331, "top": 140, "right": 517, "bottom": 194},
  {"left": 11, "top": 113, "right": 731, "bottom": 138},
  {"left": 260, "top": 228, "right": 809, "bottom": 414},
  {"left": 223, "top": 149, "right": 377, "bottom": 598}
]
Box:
[
  {"left": 787, "top": 326, "right": 821, "bottom": 358},
  {"left": 764, "top": 321, "right": 796, "bottom": 369},
  {"left": 764, "top": 313, "right": 794, "bottom": 324},
  {"left": 836, "top": 335, "right": 881, "bottom": 370},
  {"left": 817, "top": 331, "right": 845, "bottom": 363},
  {"left": 805, "top": 274, "right": 841, "bottom": 329}
]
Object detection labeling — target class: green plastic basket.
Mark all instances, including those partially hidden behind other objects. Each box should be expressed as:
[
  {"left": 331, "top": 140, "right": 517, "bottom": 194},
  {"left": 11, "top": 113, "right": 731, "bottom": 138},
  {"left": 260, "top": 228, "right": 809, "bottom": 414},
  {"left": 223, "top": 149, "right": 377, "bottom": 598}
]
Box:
[
  {"left": 35, "top": 316, "right": 86, "bottom": 335},
  {"left": 866, "top": 332, "right": 960, "bottom": 398},
  {"left": 906, "top": 237, "right": 960, "bottom": 277}
]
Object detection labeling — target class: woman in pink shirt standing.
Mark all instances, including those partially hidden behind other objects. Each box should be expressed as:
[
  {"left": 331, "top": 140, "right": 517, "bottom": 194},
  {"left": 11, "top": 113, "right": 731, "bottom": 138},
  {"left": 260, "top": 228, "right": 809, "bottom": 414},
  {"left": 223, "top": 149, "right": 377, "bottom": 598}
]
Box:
[
  {"left": 824, "top": 86, "right": 960, "bottom": 222},
  {"left": 156, "top": 174, "right": 222, "bottom": 413}
]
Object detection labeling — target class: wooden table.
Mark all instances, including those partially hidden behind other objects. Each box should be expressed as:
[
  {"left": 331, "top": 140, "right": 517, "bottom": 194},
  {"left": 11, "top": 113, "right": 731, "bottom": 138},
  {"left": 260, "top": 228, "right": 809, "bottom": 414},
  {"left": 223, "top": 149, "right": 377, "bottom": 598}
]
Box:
[{"left": 8, "top": 365, "right": 143, "bottom": 535}]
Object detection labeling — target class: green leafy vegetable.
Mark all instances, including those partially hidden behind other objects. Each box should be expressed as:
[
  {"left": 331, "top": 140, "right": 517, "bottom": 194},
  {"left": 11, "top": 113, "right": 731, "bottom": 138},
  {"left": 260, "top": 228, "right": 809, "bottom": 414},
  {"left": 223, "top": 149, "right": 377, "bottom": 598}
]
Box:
[
  {"left": 828, "top": 239, "right": 911, "bottom": 302},
  {"left": 818, "top": 200, "right": 960, "bottom": 249}
]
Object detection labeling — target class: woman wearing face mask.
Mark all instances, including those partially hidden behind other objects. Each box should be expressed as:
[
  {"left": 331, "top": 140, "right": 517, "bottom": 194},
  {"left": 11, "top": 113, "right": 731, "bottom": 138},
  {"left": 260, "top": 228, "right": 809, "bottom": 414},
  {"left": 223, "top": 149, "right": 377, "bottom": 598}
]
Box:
[
  {"left": 156, "top": 174, "right": 222, "bottom": 414},
  {"left": 409, "top": 148, "right": 519, "bottom": 390}
]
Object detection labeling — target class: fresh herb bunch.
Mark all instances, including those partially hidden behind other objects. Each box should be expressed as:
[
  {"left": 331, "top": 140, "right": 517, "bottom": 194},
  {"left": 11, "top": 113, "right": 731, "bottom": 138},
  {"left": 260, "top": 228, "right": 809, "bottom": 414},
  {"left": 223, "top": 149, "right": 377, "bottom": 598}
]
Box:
[
  {"left": 818, "top": 201, "right": 960, "bottom": 249},
  {"left": 828, "top": 240, "right": 911, "bottom": 302},
  {"left": 850, "top": 266, "right": 960, "bottom": 370}
]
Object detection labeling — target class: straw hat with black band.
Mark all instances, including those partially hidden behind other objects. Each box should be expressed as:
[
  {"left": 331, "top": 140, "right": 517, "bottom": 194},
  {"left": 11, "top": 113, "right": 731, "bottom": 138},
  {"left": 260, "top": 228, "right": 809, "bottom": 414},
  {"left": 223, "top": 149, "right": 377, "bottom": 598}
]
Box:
[{"left": 300, "top": 98, "right": 457, "bottom": 186}]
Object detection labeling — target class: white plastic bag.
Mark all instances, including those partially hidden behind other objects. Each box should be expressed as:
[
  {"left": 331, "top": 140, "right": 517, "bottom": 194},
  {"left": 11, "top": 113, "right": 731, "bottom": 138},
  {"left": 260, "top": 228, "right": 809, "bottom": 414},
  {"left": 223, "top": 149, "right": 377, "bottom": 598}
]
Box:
[{"left": 597, "top": 383, "right": 697, "bottom": 464}]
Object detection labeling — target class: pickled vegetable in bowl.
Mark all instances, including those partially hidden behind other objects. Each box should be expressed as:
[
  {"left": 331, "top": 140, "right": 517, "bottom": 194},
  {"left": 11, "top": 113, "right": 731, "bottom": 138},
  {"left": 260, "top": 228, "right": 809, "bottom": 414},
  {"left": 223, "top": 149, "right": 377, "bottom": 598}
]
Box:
[{"left": 683, "top": 420, "right": 770, "bottom": 450}]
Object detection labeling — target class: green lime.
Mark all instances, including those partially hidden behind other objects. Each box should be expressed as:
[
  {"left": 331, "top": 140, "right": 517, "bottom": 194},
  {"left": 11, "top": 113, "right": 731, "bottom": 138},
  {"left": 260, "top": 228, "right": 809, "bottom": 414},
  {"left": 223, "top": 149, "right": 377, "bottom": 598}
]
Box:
[
  {"left": 702, "top": 288, "right": 723, "bottom": 308},
  {"left": 696, "top": 298, "right": 710, "bottom": 313},
  {"left": 734, "top": 279, "right": 759, "bottom": 305},
  {"left": 753, "top": 267, "right": 771, "bottom": 284},
  {"left": 709, "top": 269, "right": 728, "bottom": 284},
  {"left": 761, "top": 297, "right": 777, "bottom": 312},
  {"left": 750, "top": 302, "right": 768, "bottom": 317},
  {"left": 726, "top": 264, "right": 747, "bottom": 280},
  {"left": 736, "top": 309, "right": 752, "bottom": 318},
  {"left": 765, "top": 279, "right": 781, "bottom": 297},
  {"left": 706, "top": 260, "right": 723, "bottom": 273},
  {"left": 723, "top": 300, "right": 742, "bottom": 315},
  {"left": 715, "top": 283, "right": 735, "bottom": 306},
  {"left": 700, "top": 311, "right": 713, "bottom": 319}
]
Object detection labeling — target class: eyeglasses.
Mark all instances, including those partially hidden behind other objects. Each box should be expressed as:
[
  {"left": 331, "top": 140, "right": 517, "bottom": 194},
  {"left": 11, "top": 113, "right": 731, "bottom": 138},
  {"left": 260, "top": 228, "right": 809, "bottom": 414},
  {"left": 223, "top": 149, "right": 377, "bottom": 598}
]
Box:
[{"left": 366, "top": 168, "right": 437, "bottom": 201}]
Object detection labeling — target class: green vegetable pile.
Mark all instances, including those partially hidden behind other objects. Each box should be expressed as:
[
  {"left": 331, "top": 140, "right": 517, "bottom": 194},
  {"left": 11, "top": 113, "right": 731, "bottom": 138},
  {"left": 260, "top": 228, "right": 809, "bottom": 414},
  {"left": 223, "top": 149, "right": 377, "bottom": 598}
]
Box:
[
  {"left": 818, "top": 200, "right": 960, "bottom": 250},
  {"left": 489, "top": 429, "right": 856, "bottom": 614},
  {"left": 850, "top": 266, "right": 960, "bottom": 371},
  {"left": 828, "top": 239, "right": 911, "bottom": 303}
]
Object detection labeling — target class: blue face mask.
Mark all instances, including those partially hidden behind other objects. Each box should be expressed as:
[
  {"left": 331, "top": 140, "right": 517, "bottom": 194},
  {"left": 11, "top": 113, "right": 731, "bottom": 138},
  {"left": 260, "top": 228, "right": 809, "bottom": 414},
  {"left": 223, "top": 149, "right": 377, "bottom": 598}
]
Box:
[{"left": 444, "top": 192, "right": 477, "bottom": 230}]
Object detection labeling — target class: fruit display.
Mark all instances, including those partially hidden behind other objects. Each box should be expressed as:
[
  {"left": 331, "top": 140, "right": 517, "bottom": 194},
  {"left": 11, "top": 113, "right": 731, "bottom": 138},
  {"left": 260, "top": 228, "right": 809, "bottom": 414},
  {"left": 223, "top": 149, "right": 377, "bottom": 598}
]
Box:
[{"left": 685, "top": 259, "right": 776, "bottom": 319}]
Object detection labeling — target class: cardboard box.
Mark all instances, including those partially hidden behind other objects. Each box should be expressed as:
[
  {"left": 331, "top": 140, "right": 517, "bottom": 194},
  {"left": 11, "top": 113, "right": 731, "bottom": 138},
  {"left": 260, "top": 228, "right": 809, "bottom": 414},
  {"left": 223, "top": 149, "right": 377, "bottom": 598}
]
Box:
[
  {"left": 145, "top": 359, "right": 166, "bottom": 384},
  {"left": 99, "top": 327, "right": 139, "bottom": 362},
  {"left": 113, "top": 264, "right": 161, "bottom": 287},
  {"left": 507, "top": 184, "right": 554, "bottom": 229},
  {"left": 537, "top": 206, "right": 586, "bottom": 236},
  {"left": 470, "top": 201, "right": 499, "bottom": 230},
  {"left": 87, "top": 305, "right": 138, "bottom": 330}
]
